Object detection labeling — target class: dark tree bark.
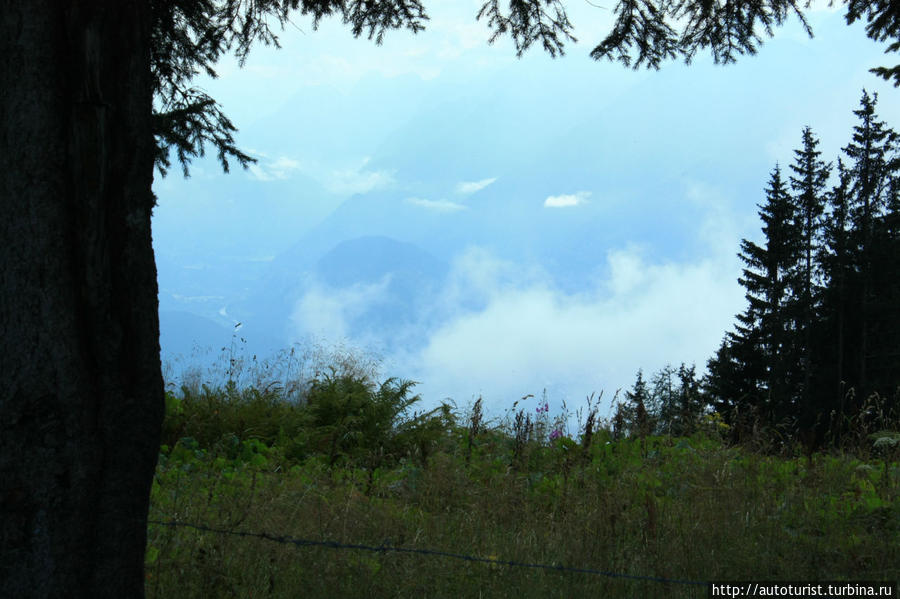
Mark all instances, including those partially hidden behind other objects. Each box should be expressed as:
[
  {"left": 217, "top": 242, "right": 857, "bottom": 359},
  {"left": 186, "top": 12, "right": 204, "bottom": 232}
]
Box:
[{"left": 1, "top": 1, "right": 163, "bottom": 597}]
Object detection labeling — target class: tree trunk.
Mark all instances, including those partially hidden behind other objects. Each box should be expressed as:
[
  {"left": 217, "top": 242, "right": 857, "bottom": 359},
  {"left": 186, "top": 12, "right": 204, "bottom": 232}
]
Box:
[{"left": 1, "top": 2, "right": 162, "bottom": 597}]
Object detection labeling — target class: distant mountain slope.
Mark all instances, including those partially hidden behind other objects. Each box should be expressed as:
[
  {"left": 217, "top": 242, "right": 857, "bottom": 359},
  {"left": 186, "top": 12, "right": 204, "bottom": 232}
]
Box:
[
  {"left": 316, "top": 235, "right": 448, "bottom": 288},
  {"left": 267, "top": 189, "right": 458, "bottom": 271}
]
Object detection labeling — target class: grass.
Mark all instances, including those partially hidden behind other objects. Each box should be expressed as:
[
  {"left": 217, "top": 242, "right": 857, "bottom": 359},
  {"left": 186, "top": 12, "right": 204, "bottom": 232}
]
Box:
[{"left": 146, "top": 352, "right": 900, "bottom": 598}]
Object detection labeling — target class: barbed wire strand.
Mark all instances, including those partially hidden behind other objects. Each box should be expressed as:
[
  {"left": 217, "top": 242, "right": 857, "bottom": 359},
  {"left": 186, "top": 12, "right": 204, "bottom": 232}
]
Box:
[{"left": 147, "top": 519, "right": 709, "bottom": 587}]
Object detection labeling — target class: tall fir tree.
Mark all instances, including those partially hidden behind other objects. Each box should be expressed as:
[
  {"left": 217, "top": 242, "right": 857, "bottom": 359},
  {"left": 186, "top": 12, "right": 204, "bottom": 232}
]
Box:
[
  {"left": 705, "top": 166, "right": 800, "bottom": 435},
  {"left": 841, "top": 90, "right": 899, "bottom": 399},
  {"left": 816, "top": 159, "right": 854, "bottom": 430},
  {"left": 707, "top": 94, "right": 900, "bottom": 448},
  {"left": 624, "top": 369, "right": 652, "bottom": 438},
  {"left": 736, "top": 165, "right": 801, "bottom": 422},
  {"left": 787, "top": 127, "right": 830, "bottom": 431},
  {"left": 675, "top": 363, "right": 703, "bottom": 435}
]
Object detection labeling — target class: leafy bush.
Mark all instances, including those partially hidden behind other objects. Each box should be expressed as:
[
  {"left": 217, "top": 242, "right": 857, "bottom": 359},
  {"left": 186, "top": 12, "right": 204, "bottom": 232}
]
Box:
[{"left": 301, "top": 370, "right": 420, "bottom": 466}]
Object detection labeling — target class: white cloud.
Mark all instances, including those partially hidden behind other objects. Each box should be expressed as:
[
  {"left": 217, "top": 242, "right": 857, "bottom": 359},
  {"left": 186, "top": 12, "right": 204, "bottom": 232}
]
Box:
[
  {"left": 248, "top": 164, "right": 275, "bottom": 182},
  {"left": 407, "top": 197, "right": 467, "bottom": 212},
  {"left": 390, "top": 194, "right": 748, "bottom": 416},
  {"left": 249, "top": 153, "right": 394, "bottom": 194},
  {"left": 406, "top": 244, "right": 744, "bottom": 415},
  {"left": 456, "top": 177, "right": 497, "bottom": 194},
  {"left": 323, "top": 157, "right": 395, "bottom": 195},
  {"left": 290, "top": 278, "right": 392, "bottom": 341},
  {"left": 271, "top": 156, "right": 301, "bottom": 172},
  {"left": 248, "top": 154, "right": 303, "bottom": 181},
  {"left": 434, "top": 247, "right": 547, "bottom": 312},
  {"left": 276, "top": 205, "right": 746, "bottom": 418},
  {"left": 544, "top": 191, "right": 591, "bottom": 208}
]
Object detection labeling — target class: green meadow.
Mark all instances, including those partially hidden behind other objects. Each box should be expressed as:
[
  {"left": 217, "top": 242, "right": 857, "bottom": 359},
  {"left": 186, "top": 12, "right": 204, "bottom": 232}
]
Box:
[{"left": 147, "top": 354, "right": 899, "bottom": 598}]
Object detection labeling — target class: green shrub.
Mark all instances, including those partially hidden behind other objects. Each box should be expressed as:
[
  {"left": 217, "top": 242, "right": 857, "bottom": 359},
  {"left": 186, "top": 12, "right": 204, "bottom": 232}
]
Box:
[{"left": 302, "top": 369, "right": 420, "bottom": 466}]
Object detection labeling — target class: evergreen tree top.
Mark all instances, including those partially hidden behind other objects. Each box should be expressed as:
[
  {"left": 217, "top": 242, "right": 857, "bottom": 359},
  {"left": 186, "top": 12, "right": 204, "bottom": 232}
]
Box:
[
  {"left": 789, "top": 127, "right": 831, "bottom": 207},
  {"left": 842, "top": 91, "right": 900, "bottom": 222}
]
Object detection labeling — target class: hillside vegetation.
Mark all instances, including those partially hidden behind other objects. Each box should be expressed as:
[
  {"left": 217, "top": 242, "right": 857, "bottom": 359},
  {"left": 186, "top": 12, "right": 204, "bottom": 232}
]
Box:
[{"left": 146, "top": 356, "right": 899, "bottom": 598}]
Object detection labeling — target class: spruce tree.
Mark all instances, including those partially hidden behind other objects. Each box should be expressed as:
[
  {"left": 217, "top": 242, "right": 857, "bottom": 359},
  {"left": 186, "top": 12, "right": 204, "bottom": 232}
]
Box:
[
  {"left": 705, "top": 166, "right": 800, "bottom": 436},
  {"left": 787, "top": 127, "right": 830, "bottom": 431},
  {"left": 735, "top": 166, "right": 801, "bottom": 423},
  {"left": 654, "top": 363, "right": 702, "bottom": 436},
  {"left": 841, "top": 90, "right": 899, "bottom": 399},
  {"left": 624, "top": 369, "right": 652, "bottom": 438},
  {"left": 707, "top": 96, "right": 900, "bottom": 447},
  {"left": 676, "top": 363, "right": 702, "bottom": 435},
  {"left": 816, "top": 159, "right": 854, "bottom": 431},
  {"left": 705, "top": 336, "right": 766, "bottom": 439}
]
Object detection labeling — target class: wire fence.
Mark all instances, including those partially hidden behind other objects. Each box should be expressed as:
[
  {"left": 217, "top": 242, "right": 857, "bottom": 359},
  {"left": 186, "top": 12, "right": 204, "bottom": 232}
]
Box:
[{"left": 147, "top": 519, "right": 709, "bottom": 588}]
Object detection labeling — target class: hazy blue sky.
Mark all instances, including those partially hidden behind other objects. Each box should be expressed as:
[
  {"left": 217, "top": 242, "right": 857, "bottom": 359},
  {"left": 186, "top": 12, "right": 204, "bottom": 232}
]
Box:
[{"left": 153, "top": 1, "right": 900, "bottom": 418}]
